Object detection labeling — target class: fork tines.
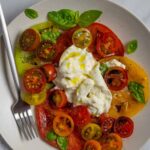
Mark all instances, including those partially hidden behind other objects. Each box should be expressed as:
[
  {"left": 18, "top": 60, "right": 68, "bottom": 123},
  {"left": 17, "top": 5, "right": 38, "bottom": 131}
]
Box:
[{"left": 13, "top": 109, "right": 38, "bottom": 140}]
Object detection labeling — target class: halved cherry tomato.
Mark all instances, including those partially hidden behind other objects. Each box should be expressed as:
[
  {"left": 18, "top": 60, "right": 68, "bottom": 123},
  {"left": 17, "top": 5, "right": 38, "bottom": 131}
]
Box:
[
  {"left": 42, "top": 64, "right": 57, "bottom": 82},
  {"left": 70, "top": 105, "right": 91, "bottom": 127},
  {"left": 87, "top": 23, "right": 124, "bottom": 60},
  {"left": 100, "top": 133, "right": 122, "bottom": 150},
  {"left": 48, "top": 89, "right": 68, "bottom": 108},
  {"left": 37, "top": 41, "right": 56, "bottom": 62},
  {"left": 19, "top": 28, "right": 40, "bottom": 51},
  {"left": 53, "top": 112, "right": 74, "bottom": 136},
  {"left": 99, "top": 113, "right": 115, "bottom": 134},
  {"left": 104, "top": 66, "right": 128, "bottom": 91},
  {"left": 84, "top": 140, "right": 102, "bottom": 150},
  {"left": 72, "top": 28, "right": 92, "bottom": 49},
  {"left": 23, "top": 68, "right": 46, "bottom": 93},
  {"left": 114, "top": 116, "right": 134, "bottom": 138},
  {"left": 81, "top": 123, "right": 102, "bottom": 140},
  {"left": 54, "top": 26, "right": 79, "bottom": 63}
]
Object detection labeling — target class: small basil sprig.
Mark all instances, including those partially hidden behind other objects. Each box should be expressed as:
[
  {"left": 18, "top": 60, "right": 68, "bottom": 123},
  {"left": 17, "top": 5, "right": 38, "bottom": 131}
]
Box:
[
  {"left": 48, "top": 9, "right": 79, "bottom": 30},
  {"left": 128, "top": 81, "right": 145, "bottom": 103},
  {"left": 126, "top": 40, "right": 138, "bottom": 54},
  {"left": 78, "top": 10, "right": 102, "bottom": 27},
  {"left": 47, "top": 9, "right": 102, "bottom": 30},
  {"left": 46, "top": 130, "right": 57, "bottom": 141},
  {"left": 41, "top": 27, "right": 61, "bottom": 43},
  {"left": 57, "top": 136, "right": 68, "bottom": 150},
  {"left": 46, "top": 131, "right": 68, "bottom": 150},
  {"left": 24, "top": 8, "right": 38, "bottom": 19},
  {"left": 99, "top": 63, "right": 108, "bottom": 75}
]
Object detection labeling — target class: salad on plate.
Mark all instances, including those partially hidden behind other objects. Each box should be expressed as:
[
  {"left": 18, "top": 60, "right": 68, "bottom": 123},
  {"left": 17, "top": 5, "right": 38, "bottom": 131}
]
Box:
[{"left": 14, "top": 9, "right": 149, "bottom": 150}]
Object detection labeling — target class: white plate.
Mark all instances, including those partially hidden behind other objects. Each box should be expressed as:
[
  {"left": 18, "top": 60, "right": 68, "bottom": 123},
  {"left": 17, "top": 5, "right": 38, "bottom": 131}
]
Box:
[{"left": 0, "top": 0, "right": 150, "bottom": 149}]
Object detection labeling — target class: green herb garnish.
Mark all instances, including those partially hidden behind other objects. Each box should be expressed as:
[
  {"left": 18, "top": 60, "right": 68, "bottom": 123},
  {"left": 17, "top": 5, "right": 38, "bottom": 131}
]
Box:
[
  {"left": 47, "top": 131, "right": 57, "bottom": 141},
  {"left": 41, "top": 30, "right": 60, "bottom": 43},
  {"left": 24, "top": 8, "right": 38, "bottom": 19},
  {"left": 78, "top": 10, "right": 102, "bottom": 27},
  {"left": 128, "top": 81, "right": 145, "bottom": 103},
  {"left": 126, "top": 40, "right": 138, "bottom": 54},
  {"left": 48, "top": 9, "right": 102, "bottom": 30},
  {"left": 48, "top": 9, "right": 79, "bottom": 30},
  {"left": 57, "top": 136, "right": 68, "bottom": 150},
  {"left": 100, "top": 63, "right": 108, "bottom": 75}
]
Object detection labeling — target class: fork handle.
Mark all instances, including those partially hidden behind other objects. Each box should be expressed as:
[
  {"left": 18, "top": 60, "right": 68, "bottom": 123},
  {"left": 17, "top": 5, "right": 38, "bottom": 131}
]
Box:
[{"left": 0, "top": 4, "right": 20, "bottom": 91}]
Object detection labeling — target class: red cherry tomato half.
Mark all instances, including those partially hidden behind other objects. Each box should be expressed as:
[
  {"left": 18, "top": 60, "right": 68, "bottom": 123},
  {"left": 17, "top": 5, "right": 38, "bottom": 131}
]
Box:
[
  {"left": 70, "top": 105, "right": 91, "bottom": 127},
  {"left": 19, "top": 28, "right": 40, "bottom": 51},
  {"left": 23, "top": 68, "right": 46, "bottom": 93},
  {"left": 48, "top": 89, "right": 68, "bottom": 108},
  {"left": 104, "top": 66, "right": 128, "bottom": 91},
  {"left": 37, "top": 41, "right": 56, "bottom": 62},
  {"left": 99, "top": 113, "right": 115, "bottom": 134},
  {"left": 87, "top": 23, "right": 124, "bottom": 60},
  {"left": 114, "top": 116, "right": 134, "bottom": 138},
  {"left": 42, "top": 64, "right": 57, "bottom": 82}
]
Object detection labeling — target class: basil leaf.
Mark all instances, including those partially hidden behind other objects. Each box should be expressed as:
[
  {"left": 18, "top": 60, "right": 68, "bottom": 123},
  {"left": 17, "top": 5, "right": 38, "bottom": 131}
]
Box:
[
  {"left": 126, "top": 40, "right": 138, "bottom": 54},
  {"left": 48, "top": 9, "right": 79, "bottom": 30},
  {"left": 78, "top": 10, "right": 102, "bottom": 27},
  {"left": 46, "top": 131, "right": 57, "bottom": 141},
  {"left": 100, "top": 63, "right": 108, "bottom": 75},
  {"left": 24, "top": 8, "right": 38, "bottom": 19},
  {"left": 57, "top": 136, "right": 68, "bottom": 150},
  {"left": 128, "top": 81, "right": 145, "bottom": 103},
  {"left": 41, "top": 30, "right": 60, "bottom": 44}
]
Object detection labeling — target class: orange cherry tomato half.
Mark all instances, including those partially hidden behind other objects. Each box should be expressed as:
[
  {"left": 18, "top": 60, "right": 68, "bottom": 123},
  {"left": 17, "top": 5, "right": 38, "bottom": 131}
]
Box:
[
  {"left": 19, "top": 28, "right": 40, "bottom": 51},
  {"left": 23, "top": 68, "right": 46, "bottom": 93},
  {"left": 48, "top": 89, "right": 68, "bottom": 108},
  {"left": 100, "top": 133, "right": 122, "bottom": 150},
  {"left": 53, "top": 113, "right": 74, "bottom": 136},
  {"left": 99, "top": 113, "right": 115, "bottom": 134},
  {"left": 42, "top": 64, "right": 57, "bottom": 82},
  {"left": 104, "top": 66, "right": 128, "bottom": 91},
  {"left": 70, "top": 105, "right": 91, "bottom": 127},
  {"left": 37, "top": 41, "right": 56, "bottom": 62},
  {"left": 114, "top": 116, "right": 134, "bottom": 138},
  {"left": 84, "top": 140, "right": 102, "bottom": 150}
]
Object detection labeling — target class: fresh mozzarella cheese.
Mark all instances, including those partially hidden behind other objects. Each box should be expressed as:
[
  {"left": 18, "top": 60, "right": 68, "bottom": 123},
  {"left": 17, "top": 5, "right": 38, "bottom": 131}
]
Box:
[
  {"left": 104, "top": 59, "right": 126, "bottom": 69},
  {"left": 54, "top": 45, "right": 112, "bottom": 116},
  {"left": 76, "top": 64, "right": 112, "bottom": 116}
]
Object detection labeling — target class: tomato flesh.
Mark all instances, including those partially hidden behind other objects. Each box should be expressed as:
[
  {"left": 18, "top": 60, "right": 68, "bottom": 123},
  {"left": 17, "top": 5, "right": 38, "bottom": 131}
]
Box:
[
  {"left": 104, "top": 66, "right": 128, "bottom": 91},
  {"left": 19, "top": 28, "right": 40, "bottom": 51},
  {"left": 100, "top": 133, "right": 122, "bottom": 150},
  {"left": 48, "top": 89, "right": 68, "bottom": 108},
  {"left": 53, "top": 112, "right": 74, "bottom": 136},
  {"left": 88, "top": 23, "right": 124, "bottom": 60},
  {"left": 23, "top": 68, "right": 46, "bottom": 93},
  {"left": 114, "top": 116, "right": 134, "bottom": 138},
  {"left": 37, "top": 41, "right": 56, "bottom": 62},
  {"left": 42, "top": 64, "right": 57, "bottom": 82},
  {"left": 70, "top": 105, "right": 91, "bottom": 127},
  {"left": 84, "top": 140, "right": 102, "bottom": 150},
  {"left": 72, "top": 28, "right": 92, "bottom": 49},
  {"left": 99, "top": 113, "right": 115, "bottom": 134}
]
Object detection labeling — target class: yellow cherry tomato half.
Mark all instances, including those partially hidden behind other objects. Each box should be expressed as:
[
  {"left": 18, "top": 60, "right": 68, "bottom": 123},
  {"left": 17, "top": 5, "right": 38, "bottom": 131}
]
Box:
[
  {"left": 81, "top": 123, "right": 102, "bottom": 140},
  {"left": 72, "top": 28, "right": 92, "bottom": 49}
]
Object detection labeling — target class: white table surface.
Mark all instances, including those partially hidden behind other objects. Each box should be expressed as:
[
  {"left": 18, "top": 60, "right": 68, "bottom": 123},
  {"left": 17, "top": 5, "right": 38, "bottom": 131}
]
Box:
[{"left": 0, "top": 0, "right": 150, "bottom": 150}]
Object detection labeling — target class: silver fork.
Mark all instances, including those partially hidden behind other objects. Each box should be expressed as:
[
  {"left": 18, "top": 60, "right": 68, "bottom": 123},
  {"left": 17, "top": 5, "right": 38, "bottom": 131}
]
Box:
[{"left": 0, "top": 3, "right": 38, "bottom": 140}]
